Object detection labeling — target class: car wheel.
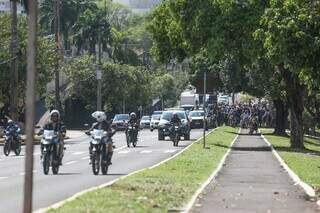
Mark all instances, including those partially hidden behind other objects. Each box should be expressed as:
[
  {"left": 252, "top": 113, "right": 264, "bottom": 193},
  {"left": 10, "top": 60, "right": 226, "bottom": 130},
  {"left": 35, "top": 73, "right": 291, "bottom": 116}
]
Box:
[{"left": 158, "top": 130, "right": 164, "bottom": 141}]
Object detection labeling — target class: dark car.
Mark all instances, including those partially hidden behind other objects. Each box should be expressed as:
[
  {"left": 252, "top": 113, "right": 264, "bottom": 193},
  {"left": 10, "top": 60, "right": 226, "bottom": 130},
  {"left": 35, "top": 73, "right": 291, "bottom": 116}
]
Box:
[
  {"left": 112, "top": 114, "right": 129, "bottom": 130},
  {"left": 158, "top": 111, "right": 191, "bottom": 141}
]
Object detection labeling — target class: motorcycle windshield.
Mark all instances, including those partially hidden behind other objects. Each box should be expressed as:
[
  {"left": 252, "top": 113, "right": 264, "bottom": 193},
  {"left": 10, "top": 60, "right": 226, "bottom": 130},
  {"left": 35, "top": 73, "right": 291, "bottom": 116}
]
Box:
[
  {"left": 43, "top": 130, "right": 55, "bottom": 140},
  {"left": 93, "top": 129, "right": 105, "bottom": 139}
]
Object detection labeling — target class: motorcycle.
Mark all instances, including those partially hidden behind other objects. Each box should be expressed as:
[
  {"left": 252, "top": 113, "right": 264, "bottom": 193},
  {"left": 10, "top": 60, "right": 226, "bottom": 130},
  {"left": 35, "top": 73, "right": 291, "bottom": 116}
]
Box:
[
  {"left": 170, "top": 124, "right": 181, "bottom": 147},
  {"left": 3, "top": 126, "right": 21, "bottom": 156},
  {"left": 126, "top": 124, "right": 139, "bottom": 147},
  {"left": 41, "top": 130, "right": 62, "bottom": 175},
  {"left": 87, "top": 129, "right": 111, "bottom": 175}
]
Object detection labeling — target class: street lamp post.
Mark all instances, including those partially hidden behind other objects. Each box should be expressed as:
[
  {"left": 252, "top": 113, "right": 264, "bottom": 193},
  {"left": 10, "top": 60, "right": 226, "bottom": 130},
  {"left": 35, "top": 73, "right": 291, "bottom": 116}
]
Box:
[
  {"left": 203, "top": 71, "right": 207, "bottom": 149},
  {"left": 23, "top": 0, "right": 38, "bottom": 212}
]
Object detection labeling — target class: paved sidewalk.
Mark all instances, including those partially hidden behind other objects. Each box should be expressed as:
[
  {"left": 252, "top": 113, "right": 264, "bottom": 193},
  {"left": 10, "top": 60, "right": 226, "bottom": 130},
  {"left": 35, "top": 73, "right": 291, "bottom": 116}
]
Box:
[{"left": 192, "top": 129, "right": 319, "bottom": 213}]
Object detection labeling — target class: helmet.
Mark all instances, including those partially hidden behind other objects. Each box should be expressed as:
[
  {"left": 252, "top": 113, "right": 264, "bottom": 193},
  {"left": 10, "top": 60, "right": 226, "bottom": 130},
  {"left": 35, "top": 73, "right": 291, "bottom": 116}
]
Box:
[
  {"left": 130, "top": 112, "right": 136, "bottom": 118},
  {"left": 91, "top": 111, "right": 106, "bottom": 122},
  {"left": 50, "top": 110, "right": 60, "bottom": 119},
  {"left": 7, "top": 119, "right": 13, "bottom": 124}
]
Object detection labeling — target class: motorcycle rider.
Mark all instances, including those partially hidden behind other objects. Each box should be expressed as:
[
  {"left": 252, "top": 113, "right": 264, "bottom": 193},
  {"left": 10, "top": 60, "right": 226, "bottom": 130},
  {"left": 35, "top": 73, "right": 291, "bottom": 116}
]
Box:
[
  {"left": 126, "top": 112, "right": 140, "bottom": 140},
  {"left": 86, "top": 111, "right": 115, "bottom": 165},
  {"left": 39, "top": 110, "right": 66, "bottom": 165},
  {"left": 5, "top": 119, "right": 21, "bottom": 143}
]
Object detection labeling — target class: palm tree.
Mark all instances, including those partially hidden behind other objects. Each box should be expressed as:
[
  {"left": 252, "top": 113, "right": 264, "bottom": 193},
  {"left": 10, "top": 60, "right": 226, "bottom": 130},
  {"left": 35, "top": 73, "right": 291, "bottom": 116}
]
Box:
[{"left": 39, "top": 0, "right": 97, "bottom": 50}]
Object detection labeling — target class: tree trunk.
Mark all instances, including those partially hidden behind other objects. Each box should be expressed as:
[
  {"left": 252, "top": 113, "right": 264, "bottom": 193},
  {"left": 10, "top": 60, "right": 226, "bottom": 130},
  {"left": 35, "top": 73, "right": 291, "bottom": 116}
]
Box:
[
  {"left": 279, "top": 65, "right": 305, "bottom": 149},
  {"left": 10, "top": 0, "right": 18, "bottom": 121},
  {"left": 288, "top": 88, "right": 305, "bottom": 149},
  {"left": 273, "top": 99, "right": 287, "bottom": 136}
]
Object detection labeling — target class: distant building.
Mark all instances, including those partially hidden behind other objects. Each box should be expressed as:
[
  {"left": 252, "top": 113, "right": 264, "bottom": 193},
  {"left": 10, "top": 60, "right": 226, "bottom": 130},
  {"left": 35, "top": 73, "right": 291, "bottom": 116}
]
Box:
[{"left": 0, "top": 0, "right": 24, "bottom": 14}]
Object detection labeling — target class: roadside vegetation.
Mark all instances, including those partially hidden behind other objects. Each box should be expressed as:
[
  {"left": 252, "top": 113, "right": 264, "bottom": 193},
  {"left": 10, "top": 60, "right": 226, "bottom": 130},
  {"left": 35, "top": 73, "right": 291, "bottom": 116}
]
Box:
[
  {"left": 50, "top": 126, "right": 238, "bottom": 212},
  {"left": 261, "top": 129, "right": 320, "bottom": 196}
]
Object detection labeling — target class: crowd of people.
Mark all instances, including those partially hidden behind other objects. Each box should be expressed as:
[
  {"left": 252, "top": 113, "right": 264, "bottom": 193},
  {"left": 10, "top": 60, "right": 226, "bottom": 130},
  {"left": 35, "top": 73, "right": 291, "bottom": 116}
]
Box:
[{"left": 213, "top": 103, "right": 273, "bottom": 130}]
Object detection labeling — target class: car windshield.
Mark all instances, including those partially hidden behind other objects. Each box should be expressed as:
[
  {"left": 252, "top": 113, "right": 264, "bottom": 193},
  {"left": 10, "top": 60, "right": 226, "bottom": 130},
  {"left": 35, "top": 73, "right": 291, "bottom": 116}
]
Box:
[
  {"left": 152, "top": 115, "right": 161, "bottom": 120},
  {"left": 152, "top": 111, "right": 162, "bottom": 116},
  {"left": 189, "top": 111, "right": 204, "bottom": 117},
  {"left": 141, "top": 116, "right": 150, "bottom": 121},
  {"left": 114, "top": 114, "right": 129, "bottom": 121},
  {"left": 161, "top": 111, "right": 186, "bottom": 121}
]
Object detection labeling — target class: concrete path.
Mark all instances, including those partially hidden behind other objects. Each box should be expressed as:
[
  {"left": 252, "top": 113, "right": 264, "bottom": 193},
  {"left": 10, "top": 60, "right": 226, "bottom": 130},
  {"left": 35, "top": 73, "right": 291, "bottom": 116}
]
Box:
[{"left": 192, "top": 129, "right": 319, "bottom": 213}]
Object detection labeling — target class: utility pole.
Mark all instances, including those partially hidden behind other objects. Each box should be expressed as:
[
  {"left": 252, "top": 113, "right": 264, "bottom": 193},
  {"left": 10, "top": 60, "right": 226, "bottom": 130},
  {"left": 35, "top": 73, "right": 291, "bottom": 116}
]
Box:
[
  {"left": 97, "top": 32, "right": 102, "bottom": 111},
  {"left": 10, "top": 0, "right": 18, "bottom": 121},
  {"left": 23, "top": 0, "right": 38, "bottom": 212},
  {"left": 203, "top": 71, "right": 207, "bottom": 149},
  {"left": 54, "top": 0, "right": 61, "bottom": 111}
]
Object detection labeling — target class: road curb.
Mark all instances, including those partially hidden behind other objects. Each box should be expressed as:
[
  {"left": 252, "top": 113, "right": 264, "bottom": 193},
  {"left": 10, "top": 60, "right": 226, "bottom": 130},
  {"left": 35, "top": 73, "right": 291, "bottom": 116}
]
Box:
[
  {"left": 260, "top": 133, "right": 316, "bottom": 198},
  {"left": 34, "top": 128, "right": 219, "bottom": 213},
  {"left": 182, "top": 128, "right": 240, "bottom": 213}
]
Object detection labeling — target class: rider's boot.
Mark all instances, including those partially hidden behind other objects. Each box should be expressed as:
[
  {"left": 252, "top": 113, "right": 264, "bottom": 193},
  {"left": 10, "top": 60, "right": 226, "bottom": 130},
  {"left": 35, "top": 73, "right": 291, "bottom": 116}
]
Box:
[{"left": 107, "top": 151, "right": 113, "bottom": 165}]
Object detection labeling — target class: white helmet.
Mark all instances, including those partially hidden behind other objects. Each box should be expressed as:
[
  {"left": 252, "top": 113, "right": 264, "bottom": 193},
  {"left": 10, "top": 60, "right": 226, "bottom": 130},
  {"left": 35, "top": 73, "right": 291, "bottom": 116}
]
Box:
[
  {"left": 7, "top": 119, "right": 13, "bottom": 124},
  {"left": 91, "top": 111, "right": 106, "bottom": 122},
  {"left": 50, "top": 110, "right": 60, "bottom": 118},
  {"left": 130, "top": 112, "right": 136, "bottom": 118}
]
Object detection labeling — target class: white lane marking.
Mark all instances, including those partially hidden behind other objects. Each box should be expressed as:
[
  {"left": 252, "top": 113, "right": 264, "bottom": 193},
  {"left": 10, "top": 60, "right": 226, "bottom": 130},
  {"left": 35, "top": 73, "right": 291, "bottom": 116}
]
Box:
[
  {"left": 19, "top": 172, "right": 25, "bottom": 176},
  {"left": 72, "top": 151, "right": 85, "bottom": 155},
  {"left": 65, "top": 145, "right": 71, "bottom": 148},
  {"left": 118, "top": 150, "right": 130, "bottom": 154},
  {"left": 140, "top": 150, "right": 152, "bottom": 154},
  {"left": 0, "top": 177, "right": 8, "bottom": 180},
  {"left": 16, "top": 156, "right": 25, "bottom": 159},
  {"left": 81, "top": 156, "right": 90, "bottom": 160},
  {"left": 33, "top": 152, "right": 41, "bottom": 156},
  {"left": 164, "top": 150, "right": 177, "bottom": 153},
  {"left": 65, "top": 161, "right": 77, "bottom": 165},
  {"left": 33, "top": 170, "right": 37, "bottom": 173}
]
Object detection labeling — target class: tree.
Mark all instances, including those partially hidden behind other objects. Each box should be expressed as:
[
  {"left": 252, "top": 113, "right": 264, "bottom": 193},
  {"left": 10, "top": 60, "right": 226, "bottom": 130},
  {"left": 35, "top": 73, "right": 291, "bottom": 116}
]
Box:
[
  {"left": 255, "top": 0, "right": 320, "bottom": 148},
  {"left": 0, "top": 14, "right": 58, "bottom": 113},
  {"left": 39, "top": 0, "right": 97, "bottom": 49}
]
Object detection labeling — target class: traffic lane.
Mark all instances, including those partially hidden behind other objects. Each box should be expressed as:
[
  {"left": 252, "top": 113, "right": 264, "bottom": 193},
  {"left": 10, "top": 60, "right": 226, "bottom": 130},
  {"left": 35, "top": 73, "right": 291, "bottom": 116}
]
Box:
[
  {"left": 0, "top": 131, "right": 128, "bottom": 178},
  {"left": 31, "top": 129, "right": 204, "bottom": 211},
  {"left": 0, "top": 129, "right": 204, "bottom": 212}
]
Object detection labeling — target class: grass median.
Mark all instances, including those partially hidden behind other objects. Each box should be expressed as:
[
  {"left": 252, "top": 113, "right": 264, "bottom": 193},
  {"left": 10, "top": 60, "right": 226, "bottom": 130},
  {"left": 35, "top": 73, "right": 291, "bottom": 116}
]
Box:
[
  {"left": 50, "top": 126, "right": 238, "bottom": 213},
  {"left": 261, "top": 129, "right": 320, "bottom": 197}
]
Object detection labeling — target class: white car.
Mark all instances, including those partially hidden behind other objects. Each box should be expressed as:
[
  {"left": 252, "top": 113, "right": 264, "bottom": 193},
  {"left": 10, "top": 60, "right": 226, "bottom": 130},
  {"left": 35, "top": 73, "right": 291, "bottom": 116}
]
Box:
[
  {"left": 150, "top": 114, "right": 161, "bottom": 130},
  {"left": 140, "top": 116, "right": 151, "bottom": 129}
]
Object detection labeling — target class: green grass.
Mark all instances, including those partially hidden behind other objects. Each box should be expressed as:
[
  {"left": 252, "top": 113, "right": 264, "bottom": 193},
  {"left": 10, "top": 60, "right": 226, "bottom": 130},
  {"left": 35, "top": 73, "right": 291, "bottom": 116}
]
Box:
[
  {"left": 261, "top": 129, "right": 320, "bottom": 196},
  {"left": 50, "top": 126, "right": 238, "bottom": 213}
]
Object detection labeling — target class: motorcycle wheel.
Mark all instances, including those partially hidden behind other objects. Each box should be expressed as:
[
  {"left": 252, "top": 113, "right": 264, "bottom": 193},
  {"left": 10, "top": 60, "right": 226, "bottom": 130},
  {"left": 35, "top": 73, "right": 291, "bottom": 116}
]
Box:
[
  {"left": 3, "top": 141, "right": 10, "bottom": 156},
  {"left": 14, "top": 139, "right": 21, "bottom": 156},
  {"left": 52, "top": 163, "right": 59, "bottom": 175},
  {"left": 43, "top": 152, "right": 50, "bottom": 175},
  {"left": 52, "top": 151, "right": 60, "bottom": 175},
  {"left": 126, "top": 134, "right": 130, "bottom": 148},
  {"left": 174, "top": 134, "right": 179, "bottom": 147},
  {"left": 101, "top": 154, "right": 109, "bottom": 175},
  {"left": 92, "top": 151, "right": 100, "bottom": 175},
  {"left": 132, "top": 135, "right": 137, "bottom": 147}
]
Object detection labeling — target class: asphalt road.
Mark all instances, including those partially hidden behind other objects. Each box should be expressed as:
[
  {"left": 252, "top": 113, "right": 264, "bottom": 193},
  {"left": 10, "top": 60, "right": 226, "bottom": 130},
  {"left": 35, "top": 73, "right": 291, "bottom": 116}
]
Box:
[{"left": 0, "top": 129, "right": 204, "bottom": 213}]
